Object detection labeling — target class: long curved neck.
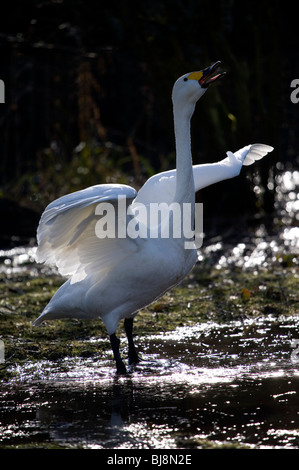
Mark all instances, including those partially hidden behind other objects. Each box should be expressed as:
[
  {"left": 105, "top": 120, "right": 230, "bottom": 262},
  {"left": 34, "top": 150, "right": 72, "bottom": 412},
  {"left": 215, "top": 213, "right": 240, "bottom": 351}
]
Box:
[{"left": 173, "top": 103, "right": 195, "bottom": 205}]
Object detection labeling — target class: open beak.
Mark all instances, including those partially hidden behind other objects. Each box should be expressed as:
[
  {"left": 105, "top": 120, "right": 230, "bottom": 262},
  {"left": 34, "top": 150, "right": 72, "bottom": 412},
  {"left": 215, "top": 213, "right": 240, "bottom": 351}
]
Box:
[{"left": 199, "top": 61, "right": 226, "bottom": 88}]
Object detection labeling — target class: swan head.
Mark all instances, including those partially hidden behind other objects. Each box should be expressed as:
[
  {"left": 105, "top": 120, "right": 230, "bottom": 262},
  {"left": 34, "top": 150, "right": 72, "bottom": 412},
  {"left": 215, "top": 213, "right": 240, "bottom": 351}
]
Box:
[{"left": 172, "top": 61, "right": 226, "bottom": 109}]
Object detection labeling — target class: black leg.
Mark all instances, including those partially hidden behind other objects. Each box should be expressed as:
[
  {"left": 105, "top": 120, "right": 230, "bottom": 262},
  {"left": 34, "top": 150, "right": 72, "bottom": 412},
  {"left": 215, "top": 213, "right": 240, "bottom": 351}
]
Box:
[
  {"left": 124, "top": 317, "right": 140, "bottom": 366},
  {"left": 109, "top": 333, "right": 127, "bottom": 375}
]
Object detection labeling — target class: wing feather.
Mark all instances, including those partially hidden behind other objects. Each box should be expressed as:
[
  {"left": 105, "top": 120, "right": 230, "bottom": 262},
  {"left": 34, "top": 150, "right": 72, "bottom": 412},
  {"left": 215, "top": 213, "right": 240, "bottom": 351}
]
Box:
[
  {"left": 36, "top": 184, "right": 138, "bottom": 283},
  {"left": 241, "top": 143, "right": 273, "bottom": 166}
]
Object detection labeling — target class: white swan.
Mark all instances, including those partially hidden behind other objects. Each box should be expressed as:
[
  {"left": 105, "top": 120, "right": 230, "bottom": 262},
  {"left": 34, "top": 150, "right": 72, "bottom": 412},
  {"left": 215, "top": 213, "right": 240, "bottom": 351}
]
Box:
[{"left": 34, "top": 62, "right": 273, "bottom": 374}]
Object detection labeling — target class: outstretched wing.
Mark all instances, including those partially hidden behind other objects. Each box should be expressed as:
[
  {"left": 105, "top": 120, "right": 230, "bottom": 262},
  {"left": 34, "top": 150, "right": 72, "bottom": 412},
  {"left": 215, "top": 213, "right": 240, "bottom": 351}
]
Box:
[
  {"left": 193, "top": 143, "right": 273, "bottom": 190},
  {"left": 136, "top": 143, "right": 274, "bottom": 204},
  {"left": 240, "top": 143, "right": 274, "bottom": 166},
  {"left": 36, "top": 184, "right": 138, "bottom": 283}
]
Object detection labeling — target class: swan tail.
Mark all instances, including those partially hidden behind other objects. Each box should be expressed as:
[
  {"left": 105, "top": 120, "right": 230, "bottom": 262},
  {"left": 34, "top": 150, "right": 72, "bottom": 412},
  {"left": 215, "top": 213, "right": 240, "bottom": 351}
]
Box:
[{"left": 33, "top": 313, "right": 46, "bottom": 326}]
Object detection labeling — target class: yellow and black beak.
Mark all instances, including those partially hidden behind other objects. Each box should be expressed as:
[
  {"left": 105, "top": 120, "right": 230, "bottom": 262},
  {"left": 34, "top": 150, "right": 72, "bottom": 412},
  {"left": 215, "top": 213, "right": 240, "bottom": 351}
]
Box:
[{"left": 188, "top": 61, "right": 226, "bottom": 88}]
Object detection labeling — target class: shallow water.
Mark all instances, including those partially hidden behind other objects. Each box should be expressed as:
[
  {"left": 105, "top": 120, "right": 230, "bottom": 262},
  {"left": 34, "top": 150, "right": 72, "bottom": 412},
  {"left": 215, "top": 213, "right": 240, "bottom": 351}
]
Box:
[
  {"left": 0, "top": 168, "right": 298, "bottom": 449},
  {"left": 1, "top": 315, "right": 299, "bottom": 449}
]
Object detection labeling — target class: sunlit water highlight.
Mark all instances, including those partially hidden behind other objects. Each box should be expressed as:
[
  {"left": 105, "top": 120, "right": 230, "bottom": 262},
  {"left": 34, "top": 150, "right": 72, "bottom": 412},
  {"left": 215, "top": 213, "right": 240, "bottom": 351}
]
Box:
[{"left": 1, "top": 315, "right": 299, "bottom": 448}]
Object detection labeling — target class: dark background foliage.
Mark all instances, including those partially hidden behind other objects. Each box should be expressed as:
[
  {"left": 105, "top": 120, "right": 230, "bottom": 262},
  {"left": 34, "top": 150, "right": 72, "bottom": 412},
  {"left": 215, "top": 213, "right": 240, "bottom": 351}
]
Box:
[{"left": 0, "top": 0, "right": 298, "bottom": 241}]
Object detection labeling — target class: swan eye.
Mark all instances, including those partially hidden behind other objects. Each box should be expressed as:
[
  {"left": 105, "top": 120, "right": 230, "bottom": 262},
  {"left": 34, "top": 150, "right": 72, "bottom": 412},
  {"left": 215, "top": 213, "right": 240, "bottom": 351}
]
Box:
[{"left": 183, "top": 77, "right": 188, "bottom": 82}]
